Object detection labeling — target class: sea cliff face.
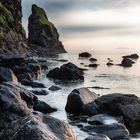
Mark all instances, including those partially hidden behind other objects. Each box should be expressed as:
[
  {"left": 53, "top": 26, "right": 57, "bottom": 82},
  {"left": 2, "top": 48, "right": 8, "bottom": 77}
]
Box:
[
  {"left": 28, "top": 4, "right": 66, "bottom": 55},
  {"left": 0, "top": 0, "right": 31, "bottom": 56}
]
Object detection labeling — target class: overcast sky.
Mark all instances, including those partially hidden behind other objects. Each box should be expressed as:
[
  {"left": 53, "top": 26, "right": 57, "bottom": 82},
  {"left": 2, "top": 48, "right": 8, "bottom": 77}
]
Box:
[{"left": 22, "top": 0, "right": 140, "bottom": 53}]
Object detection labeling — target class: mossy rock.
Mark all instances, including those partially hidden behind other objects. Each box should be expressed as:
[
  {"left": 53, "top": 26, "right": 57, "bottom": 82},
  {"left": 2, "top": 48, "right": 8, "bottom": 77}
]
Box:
[
  {"left": 0, "top": 2, "right": 14, "bottom": 27},
  {"left": 32, "top": 4, "right": 54, "bottom": 28}
]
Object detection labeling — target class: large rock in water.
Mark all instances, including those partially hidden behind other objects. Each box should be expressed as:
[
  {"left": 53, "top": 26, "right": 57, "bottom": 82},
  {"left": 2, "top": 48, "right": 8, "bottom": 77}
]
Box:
[
  {"left": 65, "top": 88, "right": 98, "bottom": 114},
  {"left": 85, "top": 93, "right": 140, "bottom": 133},
  {"left": 28, "top": 4, "right": 66, "bottom": 55},
  {"left": 47, "top": 62, "right": 84, "bottom": 81},
  {"left": 121, "top": 58, "right": 135, "bottom": 67},
  {"left": 0, "top": 115, "right": 77, "bottom": 140}
]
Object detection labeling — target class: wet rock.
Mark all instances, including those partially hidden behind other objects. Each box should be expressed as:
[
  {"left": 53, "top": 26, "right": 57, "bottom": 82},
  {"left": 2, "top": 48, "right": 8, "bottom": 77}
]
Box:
[
  {"left": 85, "top": 134, "right": 111, "bottom": 140},
  {"left": 79, "top": 52, "right": 92, "bottom": 58},
  {"left": 31, "top": 90, "right": 49, "bottom": 95},
  {"left": 89, "top": 58, "right": 97, "bottom": 62},
  {"left": 90, "top": 86, "right": 110, "bottom": 90},
  {"left": 0, "top": 56, "right": 25, "bottom": 68},
  {"left": 0, "top": 67, "right": 18, "bottom": 84},
  {"left": 87, "top": 114, "right": 123, "bottom": 125},
  {"left": 121, "top": 58, "right": 135, "bottom": 67},
  {"left": 0, "top": 82, "right": 37, "bottom": 130},
  {"left": 122, "top": 54, "right": 139, "bottom": 59},
  {"left": 21, "top": 80, "right": 46, "bottom": 88},
  {"left": 33, "top": 100, "right": 57, "bottom": 113},
  {"left": 28, "top": 4, "right": 66, "bottom": 55},
  {"left": 65, "top": 88, "right": 99, "bottom": 115},
  {"left": 0, "top": 115, "right": 77, "bottom": 140},
  {"left": 82, "top": 123, "right": 129, "bottom": 140},
  {"left": 49, "top": 85, "right": 61, "bottom": 91},
  {"left": 88, "top": 64, "right": 98, "bottom": 68},
  {"left": 106, "top": 62, "right": 114, "bottom": 66},
  {"left": 47, "top": 62, "right": 84, "bottom": 81},
  {"left": 17, "top": 73, "right": 33, "bottom": 82},
  {"left": 87, "top": 93, "right": 140, "bottom": 133}
]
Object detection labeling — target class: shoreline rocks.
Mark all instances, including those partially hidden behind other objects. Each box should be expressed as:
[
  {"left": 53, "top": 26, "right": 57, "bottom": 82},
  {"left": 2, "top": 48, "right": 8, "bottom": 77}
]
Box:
[
  {"left": 47, "top": 62, "right": 84, "bottom": 81},
  {"left": 79, "top": 52, "right": 92, "bottom": 58},
  {"left": 65, "top": 88, "right": 99, "bottom": 115}
]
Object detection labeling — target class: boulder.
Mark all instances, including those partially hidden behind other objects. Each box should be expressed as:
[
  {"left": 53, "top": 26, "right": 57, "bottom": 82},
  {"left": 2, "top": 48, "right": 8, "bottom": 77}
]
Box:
[
  {"left": 121, "top": 58, "right": 135, "bottom": 67},
  {"left": 82, "top": 123, "right": 129, "bottom": 140},
  {"left": 89, "top": 58, "right": 97, "bottom": 62},
  {"left": 88, "top": 64, "right": 98, "bottom": 68},
  {"left": 86, "top": 93, "right": 140, "bottom": 133},
  {"left": 17, "top": 73, "right": 33, "bottom": 82},
  {"left": 87, "top": 114, "right": 123, "bottom": 125},
  {"left": 0, "top": 82, "right": 35, "bottom": 130},
  {"left": 0, "top": 115, "right": 77, "bottom": 140},
  {"left": 122, "top": 54, "right": 139, "bottom": 59},
  {"left": 21, "top": 80, "right": 46, "bottom": 88},
  {"left": 31, "top": 90, "right": 49, "bottom": 95},
  {"left": 33, "top": 100, "right": 57, "bottom": 113},
  {"left": 49, "top": 85, "right": 61, "bottom": 91},
  {"left": 0, "top": 67, "right": 18, "bottom": 84},
  {"left": 47, "top": 62, "right": 84, "bottom": 81},
  {"left": 0, "top": 56, "right": 25, "bottom": 68},
  {"left": 65, "top": 88, "right": 99, "bottom": 115},
  {"left": 28, "top": 4, "right": 66, "bottom": 55},
  {"left": 79, "top": 52, "right": 92, "bottom": 58},
  {"left": 106, "top": 62, "right": 114, "bottom": 66}
]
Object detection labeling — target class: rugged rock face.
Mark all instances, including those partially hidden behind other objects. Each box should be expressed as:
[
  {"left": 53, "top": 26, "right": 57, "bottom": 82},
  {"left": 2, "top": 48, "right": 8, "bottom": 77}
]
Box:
[
  {"left": 0, "top": 115, "right": 77, "bottom": 140},
  {"left": 28, "top": 4, "right": 66, "bottom": 55},
  {"left": 0, "top": 0, "right": 32, "bottom": 56}
]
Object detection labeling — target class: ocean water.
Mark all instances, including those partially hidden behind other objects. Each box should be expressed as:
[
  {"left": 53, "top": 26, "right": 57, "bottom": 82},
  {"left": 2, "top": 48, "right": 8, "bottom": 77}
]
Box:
[{"left": 33, "top": 51, "right": 140, "bottom": 140}]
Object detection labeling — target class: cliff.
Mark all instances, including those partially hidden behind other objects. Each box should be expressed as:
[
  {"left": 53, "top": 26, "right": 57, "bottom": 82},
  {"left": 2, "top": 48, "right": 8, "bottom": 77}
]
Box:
[
  {"left": 0, "top": 0, "right": 33, "bottom": 56},
  {"left": 28, "top": 4, "right": 66, "bottom": 55}
]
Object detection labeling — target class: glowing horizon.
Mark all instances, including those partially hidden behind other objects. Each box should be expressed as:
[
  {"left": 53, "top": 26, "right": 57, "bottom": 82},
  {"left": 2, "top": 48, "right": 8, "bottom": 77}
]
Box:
[{"left": 22, "top": 0, "right": 140, "bottom": 54}]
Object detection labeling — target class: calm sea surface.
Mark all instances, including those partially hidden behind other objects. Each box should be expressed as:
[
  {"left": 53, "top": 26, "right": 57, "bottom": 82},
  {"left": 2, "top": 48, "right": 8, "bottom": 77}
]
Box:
[{"left": 31, "top": 51, "right": 140, "bottom": 140}]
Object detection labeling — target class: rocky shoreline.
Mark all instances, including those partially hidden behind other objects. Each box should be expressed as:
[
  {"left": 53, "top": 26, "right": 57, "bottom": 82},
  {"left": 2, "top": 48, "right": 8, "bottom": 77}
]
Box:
[{"left": 0, "top": 0, "right": 140, "bottom": 140}]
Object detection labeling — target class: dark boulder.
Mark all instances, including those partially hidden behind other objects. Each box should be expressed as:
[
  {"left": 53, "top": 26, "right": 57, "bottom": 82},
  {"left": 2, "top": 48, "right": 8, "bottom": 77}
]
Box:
[
  {"left": 0, "top": 56, "right": 25, "bottom": 68},
  {"left": 21, "top": 80, "right": 46, "bottom": 88},
  {"left": 82, "top": 123, "right": 129, "bottom": 140},
  {"left": 0, "top": 67, "right": 18, "bottom": 84},
  {"left": 47, "top": 62, "right": 84, "bottom": 81},
  {"left": 87, "top": 114, "right": 123, "bottom": 125},
  {"left": 79, "top": 52, "right": 92, "bottom": 58},
  {"left": 31, "top": 90, "right": 49, "bottom": 95},
  {"left": 0, "top": 115, "right": 77, "bottom": 140},
  {"left": 33, "top": 100, "right": 57, "bottom": 113},
  {"left": 88, "top": 64, "right": 98, "bottom": 68},
  {"left": 17, "top": 73, "right": 33, "bottom": 82},
  {"left": 87, "top": 93, "right": 140, "bottom": 133},
  {"left": 0, "top": 82, "right": 35, "bottom": 130},
  {"left": 65, "top": 88, "right": 99, "bottom": 115},
  {"left": 49, "top": 85, "right": 61, "bottom": 91},
  {"left": 121, "top": 58, "right": 135, "bottom": 67},
  {"left": 89, "top": 58, "right": 97, "bottom": 62},
  {"left": 122, "top": 54, "right": 139, "bottom": 59},
  {"left": 106, "top": 62, "right": 114, "bottom": 66}
]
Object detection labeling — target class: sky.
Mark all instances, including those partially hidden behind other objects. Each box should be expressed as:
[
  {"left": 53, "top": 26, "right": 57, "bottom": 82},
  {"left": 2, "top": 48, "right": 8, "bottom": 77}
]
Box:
[{"left": 22, "top": 0, "right": 140, "bottom": 54}]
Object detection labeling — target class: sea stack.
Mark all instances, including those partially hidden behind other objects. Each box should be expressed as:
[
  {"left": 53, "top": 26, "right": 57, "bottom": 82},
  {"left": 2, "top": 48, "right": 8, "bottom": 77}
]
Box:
[{"left": 28, "top": 4, "right": 66, "bottom": 55}]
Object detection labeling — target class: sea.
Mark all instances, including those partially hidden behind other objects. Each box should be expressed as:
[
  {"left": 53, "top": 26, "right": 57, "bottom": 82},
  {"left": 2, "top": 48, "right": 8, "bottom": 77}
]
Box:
[{"left": 28, "top": 49, "right": 140, "bottom": 140}]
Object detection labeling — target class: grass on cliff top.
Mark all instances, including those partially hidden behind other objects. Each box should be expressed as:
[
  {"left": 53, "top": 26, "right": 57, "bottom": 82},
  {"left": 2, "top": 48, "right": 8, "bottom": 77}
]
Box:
[
  {"left": 32, "top": 4, "right": 54, "bottom": 28},
  {"left": 0, "top": 2, "right": 14, "bottom": 25}
]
